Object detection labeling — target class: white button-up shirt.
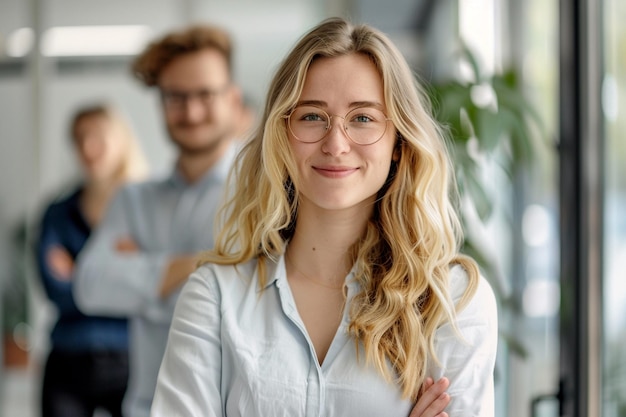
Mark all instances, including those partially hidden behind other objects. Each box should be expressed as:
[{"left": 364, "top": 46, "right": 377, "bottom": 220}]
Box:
[{"left": 151, "top": 254, "right": 497, "bottom": 417}]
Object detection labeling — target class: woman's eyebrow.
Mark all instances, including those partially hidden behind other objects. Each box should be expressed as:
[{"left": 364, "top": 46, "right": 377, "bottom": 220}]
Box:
[
  {"left": 349, "top": 101, "right": 384, "bottom": 109},
  {"left": 295, "top": 100, "right": 384, "bottom": 109},
  {"left": 295, "top": 100, "right": 327, "bottom": 107}
]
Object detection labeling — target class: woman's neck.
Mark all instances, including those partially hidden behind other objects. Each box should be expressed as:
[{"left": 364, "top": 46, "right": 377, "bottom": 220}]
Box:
[{"left": 286, "top": 202, "right": 370, "bottom": 286}]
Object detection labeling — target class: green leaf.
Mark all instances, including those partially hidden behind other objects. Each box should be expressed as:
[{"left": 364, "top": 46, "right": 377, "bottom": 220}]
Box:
[
  {"left": 498, "top": 330, "right": 529, "bottom": 358},
  {"left": 461, "top": 167, "right": 493, "bottom": 221},
  {"left": 459, "top": 43, "right": 483, "bottom": 83}
]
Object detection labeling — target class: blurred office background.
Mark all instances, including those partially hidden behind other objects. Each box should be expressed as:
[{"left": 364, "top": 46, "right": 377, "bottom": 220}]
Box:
[{"left": 0, "top": 0, "right": 624, "bottom": 416}]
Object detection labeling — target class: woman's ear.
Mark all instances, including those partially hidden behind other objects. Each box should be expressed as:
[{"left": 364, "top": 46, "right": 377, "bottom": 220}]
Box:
[{"left": 392, "top": 135, "right": 402, "bottom": 162}]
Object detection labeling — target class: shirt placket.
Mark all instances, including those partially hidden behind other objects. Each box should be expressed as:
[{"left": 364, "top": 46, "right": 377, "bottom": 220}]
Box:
[
  {"left": 275, "top": 277, "right": 324, "bottom": 417},
  {"left": 170, "top": 186, "right": 197, "bottom": 251}
]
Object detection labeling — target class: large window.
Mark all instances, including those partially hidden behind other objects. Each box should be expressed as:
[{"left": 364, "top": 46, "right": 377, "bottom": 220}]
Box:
[{"left": 603, "top": 0, "right": 626, "bottom": 415}]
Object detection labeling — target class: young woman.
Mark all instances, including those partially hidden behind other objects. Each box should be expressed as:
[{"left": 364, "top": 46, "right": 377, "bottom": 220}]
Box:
[
  {"left": 151, "top": 17, "right": 497, "bottom": 417},
  {"left": 36, "top": 104, "right": 148, "bottom": 417}
]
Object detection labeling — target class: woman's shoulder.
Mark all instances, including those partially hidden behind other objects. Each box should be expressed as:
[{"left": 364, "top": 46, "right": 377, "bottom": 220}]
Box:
[
  {"left": 195, "top": 258, "right": 258, "bottom": 277},
  {"left": 190, "top": 258, "right": 262, "bottom": 293},
  {"left": 41, "top": 186, "right": 82, "bottom": 221},
  {"left": 448, "top": 264, "right": 497, "bottom": 315}
]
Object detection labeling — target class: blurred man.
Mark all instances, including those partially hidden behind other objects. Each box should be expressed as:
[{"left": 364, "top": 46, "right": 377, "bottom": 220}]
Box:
[{"left": 74, "top": 24, "right": 242, "bottom": 417}]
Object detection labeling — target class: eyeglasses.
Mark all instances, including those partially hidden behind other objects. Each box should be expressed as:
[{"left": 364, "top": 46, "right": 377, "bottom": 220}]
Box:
[
  {"left": 285, "top": 105, "right": 392, "bottom": 145},
  {"left": 160, "top": 85, "right": 230, "bottom": 111}
]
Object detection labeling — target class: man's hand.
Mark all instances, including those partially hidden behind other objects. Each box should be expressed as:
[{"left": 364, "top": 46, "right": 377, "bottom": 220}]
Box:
[
  {"left": 409, "top": 377, "right": 450, "bottom": 417},
  {"left": 115, "top": 237, "right": 140, "bottom": 253},
  {"left": 113, "top": 237, "right": 196, "bottom": 299}
]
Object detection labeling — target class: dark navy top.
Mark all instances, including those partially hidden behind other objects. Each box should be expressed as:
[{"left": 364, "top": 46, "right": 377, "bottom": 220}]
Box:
[{"left": 36, "top": 186, "right": 128, "bottom": 352}]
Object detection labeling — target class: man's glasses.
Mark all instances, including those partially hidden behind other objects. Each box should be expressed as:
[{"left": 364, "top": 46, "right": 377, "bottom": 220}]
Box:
[
  {"left": 160, "top": 85, "right": 230, "bottom": 111},
  {"left": 285, "top": 105, "right": 391, "bottom": 145}
]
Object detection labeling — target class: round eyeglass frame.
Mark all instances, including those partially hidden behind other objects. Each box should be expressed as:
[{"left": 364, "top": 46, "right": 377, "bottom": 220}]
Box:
[{"left": 283, "top": 106, "right": 392, "bottom": 145}]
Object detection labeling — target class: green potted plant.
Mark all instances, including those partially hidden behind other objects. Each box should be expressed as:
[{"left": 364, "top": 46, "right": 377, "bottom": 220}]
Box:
[
  {"left": 427, "top": 44, "right": 547, "bottom": 358},
  {"left": 2, "top": 221, "right": 32, "bottom": 368}
]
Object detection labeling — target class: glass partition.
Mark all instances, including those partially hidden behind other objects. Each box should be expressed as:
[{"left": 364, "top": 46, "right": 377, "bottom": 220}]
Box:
[{"left": 603, "top": 0, "right": 626, "bottom": 415}]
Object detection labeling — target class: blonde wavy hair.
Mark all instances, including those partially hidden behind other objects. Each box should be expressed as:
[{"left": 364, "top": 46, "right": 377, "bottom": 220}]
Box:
[
  {"left": 201, "top": 17, "right": 479, "bottom": 401},
  {"left": 70, "top": 104, "right": 149, "bottom": 183}
]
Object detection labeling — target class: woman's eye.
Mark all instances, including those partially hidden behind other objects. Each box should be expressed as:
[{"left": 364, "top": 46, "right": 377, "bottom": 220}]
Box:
[
  {"left": 302, "top": 113, "right": 325, "bottom": 122},
  {"left": 353, "top": 114, "right": 373, "bottom": 123}
]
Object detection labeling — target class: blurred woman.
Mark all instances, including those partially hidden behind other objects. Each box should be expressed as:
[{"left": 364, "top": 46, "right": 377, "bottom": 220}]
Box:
[{"left": 36, "top": 103, "right": 149, "bottom": 417}]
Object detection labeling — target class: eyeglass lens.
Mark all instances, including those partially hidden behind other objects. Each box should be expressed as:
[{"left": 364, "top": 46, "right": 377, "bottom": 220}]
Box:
[{"left": 288, "top": 106, "right": 388, "bottom": 145}]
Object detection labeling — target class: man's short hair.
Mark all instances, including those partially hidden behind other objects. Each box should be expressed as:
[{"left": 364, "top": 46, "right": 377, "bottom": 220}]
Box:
[{"left": 132, "top": 24, "right": 233, "bottom": 87}]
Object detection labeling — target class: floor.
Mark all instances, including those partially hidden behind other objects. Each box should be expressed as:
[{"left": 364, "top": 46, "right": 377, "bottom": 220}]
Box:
[
  {"left": 1, "top": 365, "right": 113, "bottom": 417},
  {"left": 2, "top": 282, "right": 49, "bottom": 417},
  {"left": 2, "top": 366, "right": 38, "bottom": 417}
]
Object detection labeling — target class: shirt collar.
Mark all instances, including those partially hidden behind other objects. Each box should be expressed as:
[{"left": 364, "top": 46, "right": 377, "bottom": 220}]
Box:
[
  {"left": 256, "top": 250, "right": 360, "bottom": 293},
  {"left": 256, "top": 253, "right": 283, "bottom": 293}
]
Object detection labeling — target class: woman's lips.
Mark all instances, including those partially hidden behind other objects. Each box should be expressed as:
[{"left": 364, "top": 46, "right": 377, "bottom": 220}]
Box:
[{"left": 313, "top": 165, "right": 358, "bottom": 178}]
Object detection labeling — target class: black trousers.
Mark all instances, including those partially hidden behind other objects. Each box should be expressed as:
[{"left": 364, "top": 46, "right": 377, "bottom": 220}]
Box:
[{"left": 41, "top": 348, "right": 129, "bottom": 417}]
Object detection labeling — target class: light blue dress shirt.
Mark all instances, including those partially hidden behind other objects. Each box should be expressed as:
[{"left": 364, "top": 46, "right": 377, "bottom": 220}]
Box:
[
  {"left": 74, "top": 143, "right": 238, "bottom": 417},
  {"left": 151, "top": 254, "right": 498, "bottom": 417}
]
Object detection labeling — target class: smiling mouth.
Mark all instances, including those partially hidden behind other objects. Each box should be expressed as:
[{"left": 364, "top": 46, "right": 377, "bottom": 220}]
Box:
[{"left": 313, "top": 166, "right": 358, "bottom": 178}]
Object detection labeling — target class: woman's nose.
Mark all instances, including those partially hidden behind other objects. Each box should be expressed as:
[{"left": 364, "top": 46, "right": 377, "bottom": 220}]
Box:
[{"left": 320, "top": 116, "right": 351, "bottom": 155}]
